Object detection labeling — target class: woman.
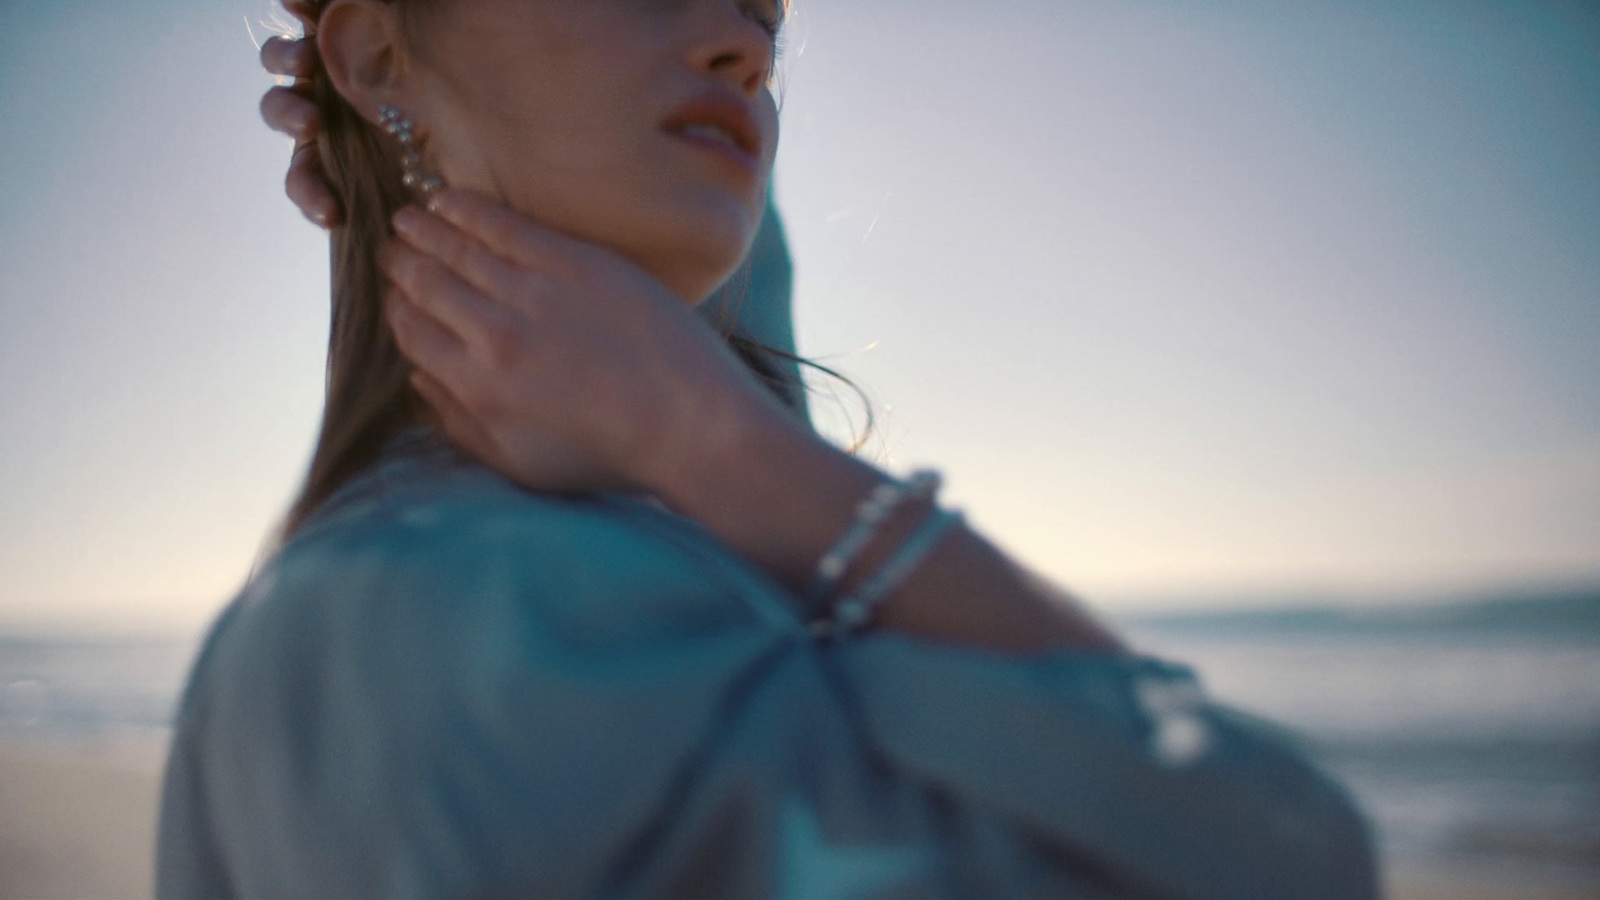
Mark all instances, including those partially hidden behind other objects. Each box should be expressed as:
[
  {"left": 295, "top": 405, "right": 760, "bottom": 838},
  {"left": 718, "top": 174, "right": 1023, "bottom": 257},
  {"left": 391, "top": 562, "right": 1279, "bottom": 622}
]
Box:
[{"left": 157, "top": 1, "right": 1378, "bottom": 896}]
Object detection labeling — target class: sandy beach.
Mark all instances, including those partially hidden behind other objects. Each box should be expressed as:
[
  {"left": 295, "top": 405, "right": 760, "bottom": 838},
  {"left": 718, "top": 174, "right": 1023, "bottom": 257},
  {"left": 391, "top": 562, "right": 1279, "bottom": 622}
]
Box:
[
  {"left": 0, "top": 736, "right": 166, "bottom": 900},
  {"left": 3, "top": 736, "right": 1596, "bottom": 900}
]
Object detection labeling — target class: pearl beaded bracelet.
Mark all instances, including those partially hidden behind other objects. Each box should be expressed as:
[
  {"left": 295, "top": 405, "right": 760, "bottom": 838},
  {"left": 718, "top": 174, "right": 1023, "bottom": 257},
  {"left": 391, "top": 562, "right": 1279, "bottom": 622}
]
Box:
[
  {"left": 803, "top": 470, "right": 942, "bottom": 620},
  {"left": 819, "top": 507, "right": 965, "bottom": 638},
  {"left": 806, "top": 470, "right": 963, "bottom": 640}
]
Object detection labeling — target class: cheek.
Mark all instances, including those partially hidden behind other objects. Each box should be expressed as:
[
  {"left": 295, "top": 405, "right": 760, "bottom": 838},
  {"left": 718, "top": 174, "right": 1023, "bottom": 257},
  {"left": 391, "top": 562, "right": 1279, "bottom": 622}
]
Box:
[{"left": 437, "top": 17, "right": 656, "bottom": 185}]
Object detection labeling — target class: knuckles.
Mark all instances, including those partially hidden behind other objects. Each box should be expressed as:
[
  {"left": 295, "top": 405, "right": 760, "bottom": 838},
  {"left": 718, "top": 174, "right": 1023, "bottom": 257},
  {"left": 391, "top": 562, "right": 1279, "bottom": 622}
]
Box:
[
  {"left": 480, "top": 321, "right": 528, "bottom": 370},
  {"left": 478, "top": 212, "right": 523, "bottom": 254},
  {"left": 435, "top": 230, "right": 479, "bottom": 274}
]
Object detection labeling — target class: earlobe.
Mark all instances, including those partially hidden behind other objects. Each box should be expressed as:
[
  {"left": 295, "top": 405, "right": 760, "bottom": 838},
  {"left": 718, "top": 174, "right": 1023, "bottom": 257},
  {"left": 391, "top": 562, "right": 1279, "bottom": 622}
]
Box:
[{"left": 316, "top": 0, "right": 411, "bottom": 124}]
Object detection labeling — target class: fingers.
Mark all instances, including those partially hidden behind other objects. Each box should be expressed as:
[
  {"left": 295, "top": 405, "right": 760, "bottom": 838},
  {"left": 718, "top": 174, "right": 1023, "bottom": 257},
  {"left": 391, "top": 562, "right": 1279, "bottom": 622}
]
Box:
[
  {"left": 408, "top": 367, "right": 502, "bottom": 467},
  {"left": 260, "top": 52, "right": 340, "bottom": 227},
  {"left": 261, "top": 35, "right": 316, "bottom": 79},
  {"left": 392, "top": 206, "right": 522, "bottom": 303},
  {"left": 286, "top": 142, "right": 341, "bottom": 228},
  {"left": 260, "top": 34, "right": 336, "bottom": 228},
  {"left": 261, "top": 84, "right": 319, "bottom": 140},
  {"left": 390, "top": 288, "right": 516, "bottom": 474},
  {"left": 382, "top": 239, "right": 521, "bottom": 362},
  {"left": 431, "top": 190, "right": 571, "bottom": 270},
  {"left": 386, "top": 287, "right": 480, "bottom": 402}
]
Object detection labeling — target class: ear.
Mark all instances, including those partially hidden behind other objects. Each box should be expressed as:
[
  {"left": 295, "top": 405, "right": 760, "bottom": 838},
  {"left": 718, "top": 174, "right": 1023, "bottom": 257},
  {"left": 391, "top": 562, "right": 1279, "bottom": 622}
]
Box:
[{"left": 317, "top": 0, "right": 413, "bottom": 123}]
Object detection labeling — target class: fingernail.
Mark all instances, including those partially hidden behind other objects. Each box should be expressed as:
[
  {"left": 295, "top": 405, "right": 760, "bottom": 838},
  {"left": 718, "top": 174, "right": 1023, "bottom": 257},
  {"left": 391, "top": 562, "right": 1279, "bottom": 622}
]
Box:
[
  {"left": 393, "top": 206, "right": 421, "bottom": 237},
  {"left": 290, "top": 108, "right": 317, "bottom": 135}
]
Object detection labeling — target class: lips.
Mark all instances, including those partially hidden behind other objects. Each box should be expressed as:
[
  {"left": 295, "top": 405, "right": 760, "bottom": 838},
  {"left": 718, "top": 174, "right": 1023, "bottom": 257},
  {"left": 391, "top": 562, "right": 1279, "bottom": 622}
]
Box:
[{"left": 661, "top": 89, "right": 764, "bottom": 169}]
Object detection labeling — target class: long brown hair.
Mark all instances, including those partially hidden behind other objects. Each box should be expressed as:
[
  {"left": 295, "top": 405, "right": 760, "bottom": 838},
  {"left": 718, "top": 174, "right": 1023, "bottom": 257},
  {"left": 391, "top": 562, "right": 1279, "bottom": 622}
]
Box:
[{"left": 278, "top": 0, "right": 871, "bottom": 542}]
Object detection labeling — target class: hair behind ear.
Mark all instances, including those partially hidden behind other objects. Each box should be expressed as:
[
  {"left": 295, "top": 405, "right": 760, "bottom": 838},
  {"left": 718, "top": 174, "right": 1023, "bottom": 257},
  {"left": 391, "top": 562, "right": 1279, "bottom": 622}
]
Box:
[{"left": 276, "top": 0, "right": 422, "bottom": 544}]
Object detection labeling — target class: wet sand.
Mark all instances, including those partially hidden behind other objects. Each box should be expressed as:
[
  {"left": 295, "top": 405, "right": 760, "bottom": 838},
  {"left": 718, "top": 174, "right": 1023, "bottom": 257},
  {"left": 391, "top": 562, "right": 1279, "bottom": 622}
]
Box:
[{"left": 0, "top": 737, "right": 1594, "bottom": 900}]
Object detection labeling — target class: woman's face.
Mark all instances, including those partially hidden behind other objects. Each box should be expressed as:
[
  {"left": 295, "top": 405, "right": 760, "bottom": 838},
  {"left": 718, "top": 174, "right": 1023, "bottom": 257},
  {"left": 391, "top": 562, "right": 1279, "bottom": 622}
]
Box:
[{"left": 403, "top": 0, "right": 785, "bottom": 305}]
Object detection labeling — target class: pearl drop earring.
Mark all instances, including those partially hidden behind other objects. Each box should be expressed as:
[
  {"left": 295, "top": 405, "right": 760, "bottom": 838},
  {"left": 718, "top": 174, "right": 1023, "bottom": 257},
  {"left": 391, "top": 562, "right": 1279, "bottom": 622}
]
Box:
[{"left": 378, "top": 104, "right": 444, "bottom": 210}]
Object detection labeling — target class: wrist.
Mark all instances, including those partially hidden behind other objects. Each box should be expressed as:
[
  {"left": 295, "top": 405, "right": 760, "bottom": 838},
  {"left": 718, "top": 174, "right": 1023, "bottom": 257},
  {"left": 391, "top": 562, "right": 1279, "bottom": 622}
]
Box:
[
  {"left": 625, "top": 334, "right": 808, "bottom": 495},
  {"left": 649, "top": 371, "right": 817, "bottom": 498},
  {"left": 648, "top": 401, "right": 1129, "bottom": 655},
  {"left": 652, "top": 394, "right": 893, "bottom": 595}
]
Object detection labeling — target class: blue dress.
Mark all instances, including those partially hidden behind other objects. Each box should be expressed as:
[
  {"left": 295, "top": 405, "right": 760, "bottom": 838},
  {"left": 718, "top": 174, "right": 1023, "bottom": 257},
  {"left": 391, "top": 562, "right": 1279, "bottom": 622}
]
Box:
[{"left": 155, "top": 430, "right": 1377, "bottom": 899}]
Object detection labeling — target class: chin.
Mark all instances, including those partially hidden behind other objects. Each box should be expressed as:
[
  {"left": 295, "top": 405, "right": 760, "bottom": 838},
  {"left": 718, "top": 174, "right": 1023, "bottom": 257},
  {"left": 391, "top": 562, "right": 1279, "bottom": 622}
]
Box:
[{"left": 634, "top": 193, "right": 764, "bottom": 304}]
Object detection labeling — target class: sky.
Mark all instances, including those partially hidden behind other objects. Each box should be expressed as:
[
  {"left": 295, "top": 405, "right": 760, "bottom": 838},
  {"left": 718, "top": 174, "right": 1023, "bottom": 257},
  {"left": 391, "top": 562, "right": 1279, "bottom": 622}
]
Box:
[{"left": 0, "top": 0, "right": 1596, "bottom": 635}]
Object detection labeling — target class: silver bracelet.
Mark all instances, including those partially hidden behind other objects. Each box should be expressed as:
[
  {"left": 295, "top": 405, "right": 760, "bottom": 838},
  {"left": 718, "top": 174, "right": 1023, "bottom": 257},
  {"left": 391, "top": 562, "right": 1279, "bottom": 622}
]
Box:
[
  {"left": 804, "top": 470, "right": 942, "bottom": 618},
  {"left": 812, "top": 506, "right": 966, "bottom": 640}
]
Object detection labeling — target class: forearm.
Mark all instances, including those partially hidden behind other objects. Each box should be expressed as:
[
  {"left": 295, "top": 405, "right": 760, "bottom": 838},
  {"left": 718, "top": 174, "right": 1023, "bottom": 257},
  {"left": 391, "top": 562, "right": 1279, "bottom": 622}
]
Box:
[{"left": 655, "top": 407, "right": 1126, "bottom": 656}]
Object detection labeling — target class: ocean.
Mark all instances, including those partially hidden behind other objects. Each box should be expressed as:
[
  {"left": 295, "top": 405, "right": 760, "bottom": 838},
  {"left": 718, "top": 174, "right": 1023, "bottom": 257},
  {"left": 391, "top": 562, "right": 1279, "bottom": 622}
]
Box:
[
  {"left": 3, "top": 606, "right": 1598, "bottom": 889},
  {"left": 1124, "top": 620, "right": 1600, "bottom": 888}
]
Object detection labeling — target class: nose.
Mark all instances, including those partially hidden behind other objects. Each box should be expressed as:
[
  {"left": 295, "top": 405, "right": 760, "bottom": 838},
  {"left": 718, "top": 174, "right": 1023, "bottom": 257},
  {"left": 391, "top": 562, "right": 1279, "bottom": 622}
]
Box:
[{"left": 686, "top": 1, "right": 777, "bottom": 97}]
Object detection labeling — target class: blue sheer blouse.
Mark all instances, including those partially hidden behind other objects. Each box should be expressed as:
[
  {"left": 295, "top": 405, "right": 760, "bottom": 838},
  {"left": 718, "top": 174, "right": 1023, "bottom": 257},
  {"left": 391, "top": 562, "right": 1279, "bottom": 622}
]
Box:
[
  {"left": 157, "top": 196, "right": 1376, "bottom": 897},
  {"left": 156, "top": 430, "right": 1376, "bottom": 898}
]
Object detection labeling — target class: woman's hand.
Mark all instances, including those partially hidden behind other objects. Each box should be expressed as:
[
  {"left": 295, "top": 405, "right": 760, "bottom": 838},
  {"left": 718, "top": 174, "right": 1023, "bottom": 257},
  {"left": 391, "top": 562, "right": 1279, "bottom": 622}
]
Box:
[
  {"left": 382, "top": 190, "right": 796, "bottom": 497},
  {"left": 258, "top": 10, "right": 783, "bottom": 498},
  {"left": 258, "top": 3, "right": 341, "bottom": 228}
]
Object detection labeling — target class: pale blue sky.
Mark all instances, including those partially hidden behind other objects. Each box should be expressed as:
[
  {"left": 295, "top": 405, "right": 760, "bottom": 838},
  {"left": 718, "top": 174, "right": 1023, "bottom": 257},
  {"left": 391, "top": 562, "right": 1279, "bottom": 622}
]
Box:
[{"left": 1, "top": 1, "right": 1596, "bottom": 634}]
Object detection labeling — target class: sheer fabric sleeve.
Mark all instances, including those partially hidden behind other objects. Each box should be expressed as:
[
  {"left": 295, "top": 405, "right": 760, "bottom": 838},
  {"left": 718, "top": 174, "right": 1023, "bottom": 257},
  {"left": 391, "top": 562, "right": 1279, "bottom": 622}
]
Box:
[
  {"left": 832, "top": 631, "right": 1380, "bottom": 898},
  {"left": 155, "top": 482, "right": 802, "bottom": 899},
  {"left": 156, "top": 467, "right": 1377, "bottom": 899}
]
